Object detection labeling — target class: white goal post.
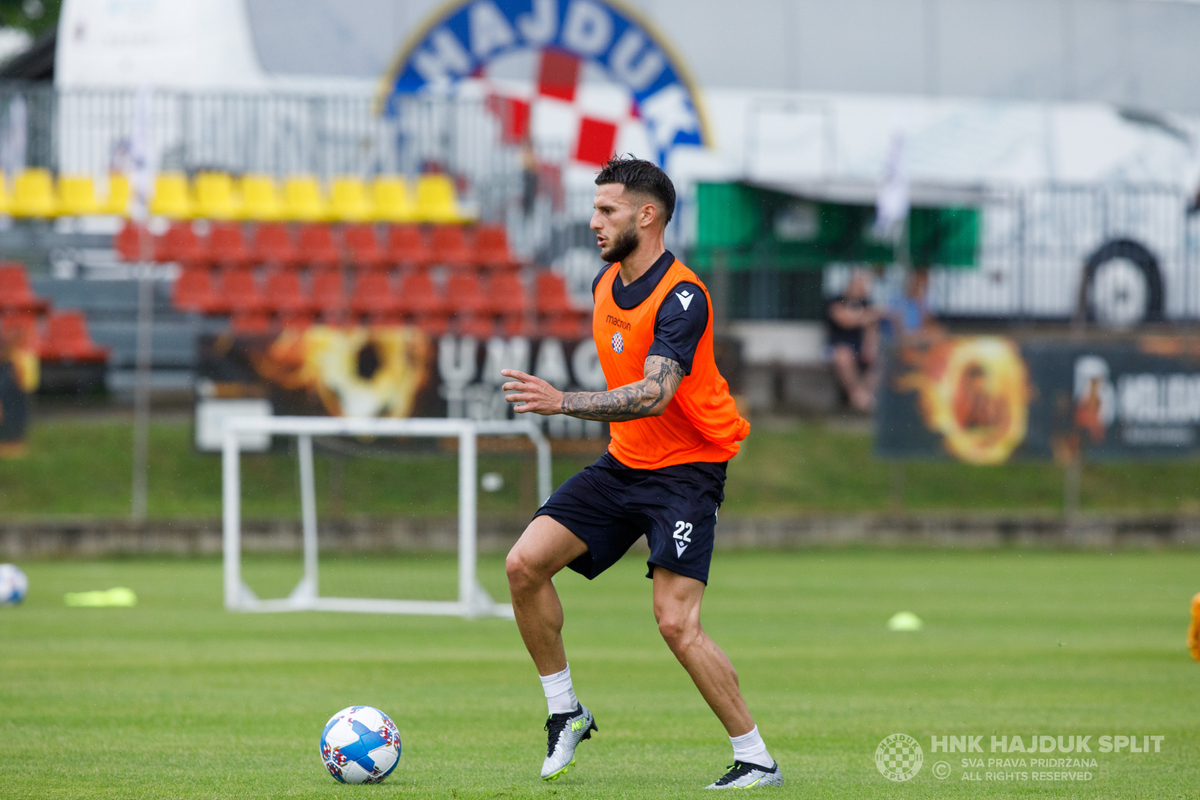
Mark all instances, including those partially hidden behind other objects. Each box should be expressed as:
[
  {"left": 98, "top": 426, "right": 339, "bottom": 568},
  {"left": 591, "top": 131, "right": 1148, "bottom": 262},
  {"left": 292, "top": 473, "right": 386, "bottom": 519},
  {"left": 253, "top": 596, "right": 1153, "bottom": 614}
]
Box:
[{"left": 221, "top": 416, "right": 552, "bottom": 619}]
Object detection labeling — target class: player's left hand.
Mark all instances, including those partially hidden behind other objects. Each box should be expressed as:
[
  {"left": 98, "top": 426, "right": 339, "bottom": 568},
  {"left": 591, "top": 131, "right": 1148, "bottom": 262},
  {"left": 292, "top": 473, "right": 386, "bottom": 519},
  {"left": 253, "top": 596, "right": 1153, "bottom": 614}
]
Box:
[{"left": 501, "top": 369, "right": 564, "bottom": 415}]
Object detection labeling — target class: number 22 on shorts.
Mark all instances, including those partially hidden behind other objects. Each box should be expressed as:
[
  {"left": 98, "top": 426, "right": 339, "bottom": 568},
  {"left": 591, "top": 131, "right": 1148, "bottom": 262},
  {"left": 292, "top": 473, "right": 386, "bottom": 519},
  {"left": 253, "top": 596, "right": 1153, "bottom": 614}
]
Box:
[{"left": 673, "top": 520, "right": 693, "bottom": 557}]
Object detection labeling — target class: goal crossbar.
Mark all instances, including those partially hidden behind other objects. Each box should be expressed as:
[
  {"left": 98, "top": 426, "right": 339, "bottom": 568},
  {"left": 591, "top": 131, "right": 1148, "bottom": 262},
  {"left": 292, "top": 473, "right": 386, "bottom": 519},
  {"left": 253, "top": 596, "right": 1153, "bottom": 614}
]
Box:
[{"left": 222, "top": 416, "right": 552, "bottom": 619}]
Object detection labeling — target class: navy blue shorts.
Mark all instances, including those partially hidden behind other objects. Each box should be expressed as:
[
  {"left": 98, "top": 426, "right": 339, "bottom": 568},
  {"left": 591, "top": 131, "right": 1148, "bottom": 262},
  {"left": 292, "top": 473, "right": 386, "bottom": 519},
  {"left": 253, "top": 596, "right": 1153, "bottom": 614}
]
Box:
[{"left": 534, "top": 452, "right": 727, "bottom": 584}]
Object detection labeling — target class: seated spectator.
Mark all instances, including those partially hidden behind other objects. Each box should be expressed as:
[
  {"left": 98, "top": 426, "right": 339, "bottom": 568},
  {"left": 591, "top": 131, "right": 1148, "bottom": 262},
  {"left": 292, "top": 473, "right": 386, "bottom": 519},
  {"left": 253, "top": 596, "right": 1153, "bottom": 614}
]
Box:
[
  {"left": 887, "top": 268, "right": 939, "bottom": 340},
  {"left": 826, "top": 270, "right": 881, "bottom": 412}
]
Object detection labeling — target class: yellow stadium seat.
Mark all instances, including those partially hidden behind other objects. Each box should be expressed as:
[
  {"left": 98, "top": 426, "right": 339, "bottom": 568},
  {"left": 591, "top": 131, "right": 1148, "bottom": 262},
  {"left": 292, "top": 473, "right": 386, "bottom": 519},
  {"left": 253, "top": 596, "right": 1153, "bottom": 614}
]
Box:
[
  {"left": 238, "top": 174, "right": 283, "bottom": 221},
  {"left": 193, "top": 172, "right": 242, "bottom": 220},
  {"left": 149, "top": 172, "right": 194, "bottom": 219},
  {"left": 329, "top": 176, "right": 375, "bottom": 222},
  {"left": 57, "top": 175, "right": 101, "bottom": 216},
  {"left": 282, "top": 175, "right": 331, "bottom": 222},
  {"left": 101, "top": 174, "right": 132, "bottom": 216},
  {"left": 12, "top": 168, "right": 60, "bottom": 218},
  {"left": 371, "top": 176, "right": 415, "bottom": 223},
  {"left": 0, "top": 171, "right": 11, "bottom": 215},
  {"left": 415, "top": 173, "right": 469, "bottom": 223}
]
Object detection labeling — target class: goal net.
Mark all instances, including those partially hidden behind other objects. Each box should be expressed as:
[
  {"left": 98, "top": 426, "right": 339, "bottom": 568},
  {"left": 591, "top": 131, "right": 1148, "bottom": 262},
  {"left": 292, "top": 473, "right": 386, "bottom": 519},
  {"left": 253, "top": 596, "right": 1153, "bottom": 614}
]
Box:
[{"left": 221, "top": 416, "right": 551, "bottom": 619}]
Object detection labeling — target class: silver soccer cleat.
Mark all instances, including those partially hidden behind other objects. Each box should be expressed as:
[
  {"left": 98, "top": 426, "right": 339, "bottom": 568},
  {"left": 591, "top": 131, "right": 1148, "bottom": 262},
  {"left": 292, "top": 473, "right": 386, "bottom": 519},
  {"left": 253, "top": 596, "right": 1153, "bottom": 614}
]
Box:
[
  {"left": 705, "top": 761, "right": 784, "bottom": 789},
  {"left": 541, "top": 704, "right": 598, "bottom": 781}
]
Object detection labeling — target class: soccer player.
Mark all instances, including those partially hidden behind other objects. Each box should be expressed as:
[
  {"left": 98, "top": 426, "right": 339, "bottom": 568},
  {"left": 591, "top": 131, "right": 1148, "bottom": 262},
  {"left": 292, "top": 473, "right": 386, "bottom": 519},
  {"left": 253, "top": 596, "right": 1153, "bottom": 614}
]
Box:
[{"left": 501, "top": 155, "right": 782, "bottom": 789}]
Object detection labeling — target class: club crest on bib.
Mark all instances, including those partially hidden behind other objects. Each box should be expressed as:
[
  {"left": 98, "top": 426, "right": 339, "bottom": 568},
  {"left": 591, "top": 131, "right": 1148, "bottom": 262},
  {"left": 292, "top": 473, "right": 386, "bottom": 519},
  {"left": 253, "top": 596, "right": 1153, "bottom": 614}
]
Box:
[{"left": 611, "top": 331, "right": 624, "bottom": 353}]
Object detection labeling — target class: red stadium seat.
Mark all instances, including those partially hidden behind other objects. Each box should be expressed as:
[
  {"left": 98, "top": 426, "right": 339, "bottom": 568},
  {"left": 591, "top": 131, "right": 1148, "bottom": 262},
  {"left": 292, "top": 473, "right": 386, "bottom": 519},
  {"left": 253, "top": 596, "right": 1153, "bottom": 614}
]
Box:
[
  {"left": 310, "top": 269, "right": 349, "bottom": 322},
  {"left": 1, "top": 312, "right": 41, "bottom": 350},
  {"left": 264, "top": 271, "right": 316, "bottom": 319},
  {"left": 221, "top": 270, "right": 269, "bottom": 314},
  {"left": 39, "top": 311, "right": 109, "bottom": 363},
  {"left": 0, "top": 263, "right": 50, "bottom": 314},
  {"left": 252, "top": 223, "right": 303, "bottom": 269},
  {"left": 540, "top": 315, "right": 590, "bottom": 340},
  {"left": 396, "top": 271, "right": 448, "bottom": 316},
  {"left": 343, "top": 224, "right": 391, "bottom": 271},
  {"left": 430, "top": 224, "right": 474, "bottom": 266},
  {"left": 350, "top": 271, "right": 402, "bottom": 322},
  {"left": 534, "top": 271, "right": 580, "bottom": 315},
  {"left": 230, "top": 311, "right": 272, "bottom": 336},
  {"left": 446, "top": 273, "right": 490, "bottom": 316},
  {"left": 297, "top": 224, "right": 342, "bottom": 270},
  {"left": 155, "top": 222, "right": 208, "bottom": 266},
  {"left": 385, "top": 225, "right": 434, "bottom": 268},
  {"left": 171, "top": 267, "right": 227, "bottom": 314},
  {"left": 499, "top": 313, "right": 535, "bottom": 338},
  {"left": 454, "top": 313, "right": 495, "bottom": 339},
  {"left": 209, "top": 223, "right": 254, "bottom": 270},
  {"left": 486, "top": 272, "right": 531, "bottom": 317},
  {"left": 114, "top": 221, "right": 154, "bottom": 263},
  {"left": 474, "top": 223, "right": 520, "bottom": 269}
]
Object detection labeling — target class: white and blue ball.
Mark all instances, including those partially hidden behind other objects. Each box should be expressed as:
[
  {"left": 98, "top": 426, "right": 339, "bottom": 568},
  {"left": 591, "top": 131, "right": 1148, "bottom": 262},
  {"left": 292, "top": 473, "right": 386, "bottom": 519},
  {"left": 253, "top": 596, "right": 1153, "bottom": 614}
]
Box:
[
  {"left": 320, "top": 706, "right": 401, "bottom": 784},
  {"left": 0, "top": 564, "right": 28, "bottom": 606}
]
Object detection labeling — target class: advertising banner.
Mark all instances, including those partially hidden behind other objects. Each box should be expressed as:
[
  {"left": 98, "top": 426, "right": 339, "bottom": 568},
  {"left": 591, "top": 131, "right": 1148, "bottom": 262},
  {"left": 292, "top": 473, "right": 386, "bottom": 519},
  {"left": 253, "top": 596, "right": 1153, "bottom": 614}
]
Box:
[
  {"left": 194, "top": 326, "right": 609, "bottom": 450},
  {"left": 876, "top": 335, "right": 1200, "bottom": 463}
]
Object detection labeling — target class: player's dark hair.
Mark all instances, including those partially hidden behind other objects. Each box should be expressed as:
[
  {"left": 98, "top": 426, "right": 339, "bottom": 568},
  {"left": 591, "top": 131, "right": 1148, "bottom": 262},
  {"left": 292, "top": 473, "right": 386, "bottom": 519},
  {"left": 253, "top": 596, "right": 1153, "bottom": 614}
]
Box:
[{"left": 595, "top": 154, "right": 675, "bottom": 226}]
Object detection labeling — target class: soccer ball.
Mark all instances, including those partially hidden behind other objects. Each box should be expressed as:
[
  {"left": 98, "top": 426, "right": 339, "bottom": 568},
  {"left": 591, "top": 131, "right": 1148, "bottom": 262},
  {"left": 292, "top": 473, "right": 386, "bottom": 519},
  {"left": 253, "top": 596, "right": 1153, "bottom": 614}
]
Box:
[
  {"left": 0, "top": 564, "right": 28, "bottom": 606},
  {"left": 320, "top": 706, "right": 401, "bottom": 784}
]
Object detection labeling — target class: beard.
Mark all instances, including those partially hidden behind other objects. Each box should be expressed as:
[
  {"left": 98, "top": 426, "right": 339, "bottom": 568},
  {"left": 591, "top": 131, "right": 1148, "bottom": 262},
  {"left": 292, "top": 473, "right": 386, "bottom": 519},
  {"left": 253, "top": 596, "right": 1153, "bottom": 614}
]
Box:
[{"left": 599, "top": 222, "right": 639, "bottom": 264}]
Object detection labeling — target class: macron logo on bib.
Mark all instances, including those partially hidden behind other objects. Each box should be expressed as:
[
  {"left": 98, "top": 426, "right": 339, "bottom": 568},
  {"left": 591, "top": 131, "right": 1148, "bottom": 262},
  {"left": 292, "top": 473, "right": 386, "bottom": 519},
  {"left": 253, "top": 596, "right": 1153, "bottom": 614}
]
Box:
[{"left": 675, "top": 290, "right": 694, "bottom": 311}]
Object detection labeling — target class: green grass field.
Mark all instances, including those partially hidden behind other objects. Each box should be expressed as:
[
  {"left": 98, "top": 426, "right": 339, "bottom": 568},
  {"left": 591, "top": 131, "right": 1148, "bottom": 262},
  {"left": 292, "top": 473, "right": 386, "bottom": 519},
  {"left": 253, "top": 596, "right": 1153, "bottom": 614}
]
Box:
[
  {"left": 2, "top": 550, "right": 1197, "bottom": 798},
  {"left": 4, "top": 418, "right": 1200, "bottom": 517}
]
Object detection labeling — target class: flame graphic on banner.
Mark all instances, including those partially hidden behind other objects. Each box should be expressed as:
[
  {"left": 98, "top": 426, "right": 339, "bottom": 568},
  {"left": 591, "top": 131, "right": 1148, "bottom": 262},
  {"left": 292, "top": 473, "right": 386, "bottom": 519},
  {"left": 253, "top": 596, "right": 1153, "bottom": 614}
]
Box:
[
  {"left": 251, "top": 326, "right": 431, "bottom": 418},
  {"left": 896, "top": 337, "right": 1032, "bottom": 465}
]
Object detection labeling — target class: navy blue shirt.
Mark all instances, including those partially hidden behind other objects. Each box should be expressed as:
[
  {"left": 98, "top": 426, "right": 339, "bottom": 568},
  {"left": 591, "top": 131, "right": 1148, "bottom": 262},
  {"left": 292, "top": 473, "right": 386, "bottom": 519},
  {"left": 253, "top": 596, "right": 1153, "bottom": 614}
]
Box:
[{"left": 591, "top": 250, "right": 709, "bottom": 375}]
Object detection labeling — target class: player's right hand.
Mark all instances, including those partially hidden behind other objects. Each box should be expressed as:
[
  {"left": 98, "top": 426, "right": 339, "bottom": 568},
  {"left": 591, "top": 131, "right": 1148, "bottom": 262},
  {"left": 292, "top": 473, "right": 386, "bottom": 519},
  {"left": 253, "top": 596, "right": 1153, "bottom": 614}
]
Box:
[{"left": 501, "top": 369, "right": 564, "bottom": 415}]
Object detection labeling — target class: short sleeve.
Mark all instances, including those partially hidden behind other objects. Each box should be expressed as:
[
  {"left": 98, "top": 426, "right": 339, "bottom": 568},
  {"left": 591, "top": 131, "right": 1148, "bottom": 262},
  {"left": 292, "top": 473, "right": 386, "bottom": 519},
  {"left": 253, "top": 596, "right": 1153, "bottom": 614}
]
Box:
[{"left": 648, "top": 281, "right": 709, "bottom": 375}]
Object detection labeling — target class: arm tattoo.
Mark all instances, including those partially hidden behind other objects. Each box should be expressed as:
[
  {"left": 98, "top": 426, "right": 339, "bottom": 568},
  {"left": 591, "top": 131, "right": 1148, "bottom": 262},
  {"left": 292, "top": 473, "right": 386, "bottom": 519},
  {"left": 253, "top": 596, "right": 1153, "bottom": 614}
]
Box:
[{"left": 559, "top": 355, "right": 685, "bottom": 421}]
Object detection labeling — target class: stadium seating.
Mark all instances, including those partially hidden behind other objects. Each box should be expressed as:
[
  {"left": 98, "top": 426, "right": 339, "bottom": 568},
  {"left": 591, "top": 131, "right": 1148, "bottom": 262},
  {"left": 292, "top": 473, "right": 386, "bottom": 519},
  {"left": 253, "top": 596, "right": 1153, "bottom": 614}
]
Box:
[
  {"left": 252, "top": 222, "right": 302, "bottom": 269},
  {"left": 350, "top": 271, "right": 402, "bottom": 322},
  {"left": 386, "top": 224, "right": 435, "bottom": 268},
  {"left": 57, "top": 175, "right": 101, "bottom": 216},
  {"left": 487, "top": 272, "right": 531, "bottom": 318},
  {"left": 343, "top": 224, "right": 390, "bottom": 271},
  {"left": 446, "top": 273, "right": 491, "bottom": 316},
  {"left": 114, "top": 221, "right": 153, "bottom": 262},
  {"left": 156, "top": 222, "right": 208, "bottom": 266},
  {"left": 0, "top": 263, "right": 50, "bottom": 313},
  {"left": 310, "top": 270, "right": 349, "bottom": 322},
  {"left": 101, "top": 174, "right": 132, "bottom": 216},
  {"left": 39, "top": 311, "right": 110, "bottom": 363},
  {"left": 0, "top": 171, "right": 10, "bottom": 215},
  {"left": 264, "top": 271, "right": 316, "bottom": 320},
  {"left": 12, "top": 168, "right": 59, "bottom": 218},
  {"left": 222, "top": 270, "right": 269, "bottom": 314},
  {"left": 329, "top": 177, "right": 374, "bottom": 222},
  {"left": 193, "top": 172, "right": 242, "bottom": 220},
  {"left": 297, "top": 224, "right": 341, "bottom": 270},
  {"left": 172, "top": 267, "right": 227, "bottom": 314},
  {"left": 455, "top": 313, "right": 496, "bottom": 339},
  {"left": 474, "top": 223, "right": 519, "bottom": 269},
  {"left": 283, "top": 175, "right": 331, "bottom": 222},
  {"left": 230, "top": 311, "right": 272, "bottom": 335},
  {"left": 371, "top": 176, "right": 415, "bottom": 223},
  {"left": 209, "top": 223, "right": 254, "bottom": 269},
  {"left": 415, "top": 174, "right": 467, "bottom": 223},
  {"left": 239, "top": 174, "right": 284, "bottom": 221},
  {"left": 430, "top": 224, "right": 474, "bottom": 266},
  {"left": 534, "top": 272, "right": 581, "bottom": 316},
  {"left": 1, "top": 312, "right": 41, "bottom": 351},
  {"left": 149, "top": 172, "right": 194, "bottom": 219}
]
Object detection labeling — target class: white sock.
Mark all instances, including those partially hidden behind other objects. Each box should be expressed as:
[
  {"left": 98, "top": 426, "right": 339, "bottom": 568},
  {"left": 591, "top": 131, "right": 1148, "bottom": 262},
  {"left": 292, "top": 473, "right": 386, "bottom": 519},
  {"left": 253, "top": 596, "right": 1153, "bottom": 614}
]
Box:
[
  {"left": 539, "top": 664, "right": 578, "bottom": 715},
  {"left": 730, "top": 726, "right": 773, "bottom": 768}
]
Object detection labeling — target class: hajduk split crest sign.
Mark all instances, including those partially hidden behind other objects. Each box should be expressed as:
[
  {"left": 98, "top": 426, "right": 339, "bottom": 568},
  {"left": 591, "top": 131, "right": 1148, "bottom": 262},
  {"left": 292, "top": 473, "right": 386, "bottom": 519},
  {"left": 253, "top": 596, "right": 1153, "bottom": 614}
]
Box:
[{"left": 380, "top": 0, "right": 709, "bottom": 166}]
